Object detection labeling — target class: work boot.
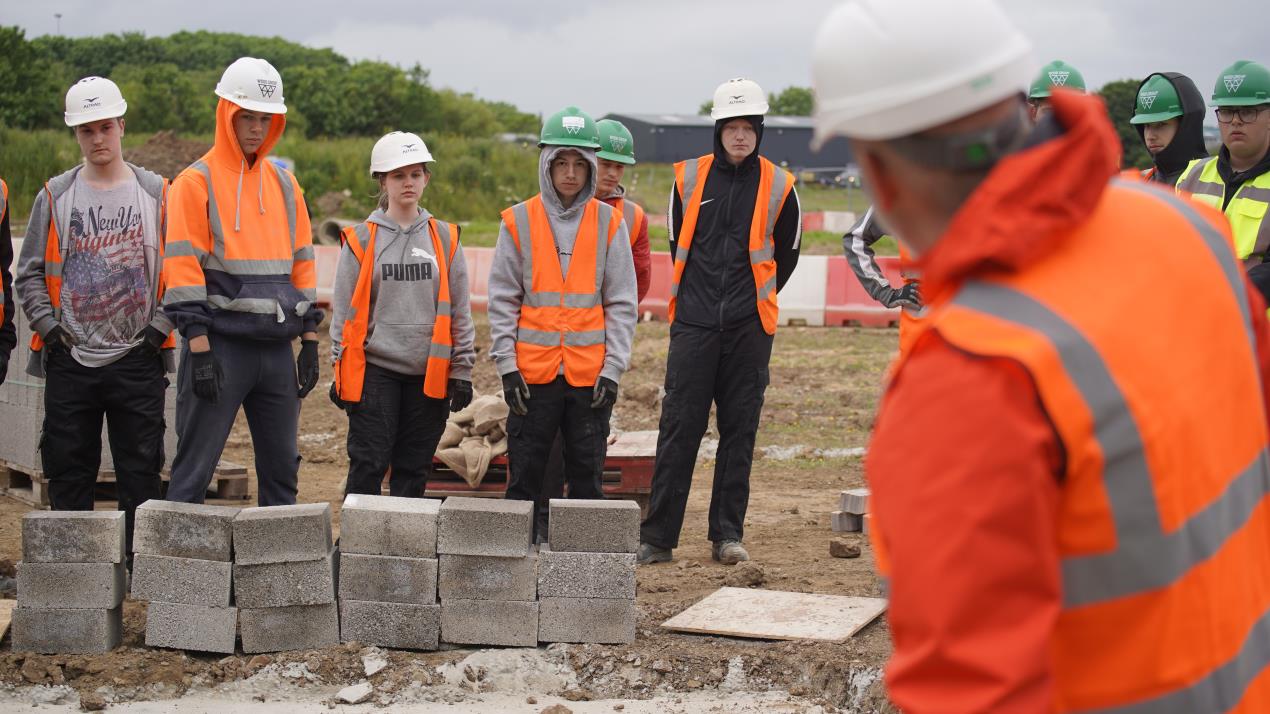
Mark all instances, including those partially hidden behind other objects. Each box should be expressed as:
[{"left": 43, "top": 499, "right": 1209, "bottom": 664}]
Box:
[
  {"left": 712, "top": 540, "right": 749, "bottom": 565},
  {"left": 637, "top": 542, "right": 673, "bottom": 565}
]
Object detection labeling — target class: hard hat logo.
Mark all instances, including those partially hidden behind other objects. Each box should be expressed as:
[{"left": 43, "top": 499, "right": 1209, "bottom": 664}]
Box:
[
  {"left": 609, "top": 136, "right": 627, "bottom": 152},
  {"left": 1048, "top": 71, "right": 1071, "bottom": 87},
  {"left": 1140, "top": 91, "right": 1158, "bottom": 110},
  {"left": 257, "top": 80, "right": 278, "bottom": 99},
  {"left": 562, "top": 116, "right": 586, "bottom": 135},
  {"left": 1225, "top": 75, "right": 1246, "bottom": 93}
]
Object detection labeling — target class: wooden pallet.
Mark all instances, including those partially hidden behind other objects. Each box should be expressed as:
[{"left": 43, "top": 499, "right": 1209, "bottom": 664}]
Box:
[{"left": 0, "top": 460, "right": 249, "bottom": 509}]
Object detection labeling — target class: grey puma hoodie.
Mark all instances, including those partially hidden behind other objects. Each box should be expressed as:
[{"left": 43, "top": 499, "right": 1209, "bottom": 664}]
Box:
[
  {"left": 329, "top": 206, "right": 475, "bottom": 380},
  {"left": 487, "top": 145, "right": 637, "bottom": 384}
]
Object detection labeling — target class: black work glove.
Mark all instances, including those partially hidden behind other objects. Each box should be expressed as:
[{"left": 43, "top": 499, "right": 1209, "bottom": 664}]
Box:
[
  {"left": 501, "top": 371, "right": 530, "bottom": 416},
  {"left": 448, "top": 378, "right": 473, "bottom": 413},
  {"left": 190, "top": 350, "right": 223, "bottom": 404},
  {"left": 328, "top": 382, "right": 356, "bottom": 414},
  {"left": 296, "top": 339, "right": 319, "bottom": 398},
  {"left": 137, "top": 325, "right": 167, "bottom": 354},
  {"left": 886, "top": 282, "right": 922, "bottom": 309},
  {"left": 591, "top": 376, "right": 619, "bottom": 410},
  {"left": 44, "top": 325, "right": 75, "bottom": 353}
]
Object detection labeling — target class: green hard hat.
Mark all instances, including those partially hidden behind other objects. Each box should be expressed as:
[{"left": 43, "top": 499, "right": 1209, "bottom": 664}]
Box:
[
  {"left": 1210, "top": 60, "right": 1270, "bottom": 107},
  {"left": 539, "top": 106, "right": 601, "bottom": 149},
  {"left": 1028, "top": 60, "right": 1086, "bottom": 99},
  {"left": 595, "top": 119, "right": 636, "bottom": 165},
  {"left": 1131, "top": 74, "right": 1184, "bottom": 124}
]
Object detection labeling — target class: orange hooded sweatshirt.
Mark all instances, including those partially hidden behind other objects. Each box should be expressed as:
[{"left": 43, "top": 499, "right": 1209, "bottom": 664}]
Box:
[{"left": 163, "top": 98, "right": 320, "bottom": 340}]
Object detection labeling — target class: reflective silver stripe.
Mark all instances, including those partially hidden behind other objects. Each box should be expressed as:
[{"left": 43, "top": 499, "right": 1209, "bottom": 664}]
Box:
[
  {"left": 164, "top": 285, "right": 207, "bottom": 303},
  {"left": 271, "top": 162, "right": 298, "bottom": 252},
  {"left": 670, "top": 281, "right": 679, "bottom": 297},
  {"left": 513, "top": 202, "right": 534, "bottom": 290},
  {"left": 436, "top": 300, "right": 451, "bottom": 318},
  {"left": 1190, "top": 181, "right": 1225, "bottom": 198},
  {"left": 166, "top": 240, "right": 205, "bottom": 259},
  {"left": 208, "top": 295, "right": 285, "bottom": 314},
  {"left": 191, "top": 162, "right": 225, "bottom": 259},
  {"left": 756, "top": 275, "right": 776, "bottom": 301},
  {"left": 563, "top": 329, "right": 605, "bottom": 346},
  {"left": 46, "top": 262, "right": 62, "bottom": 278},
  {"left": 765, "top": 166, "right": 790, "bottom": 240},
  {"left": 1255, "top": 209, "right": 1270, "bottom": 259},
  {"left": 1176, "top": 157, "right": 1217, "bottom": 195},
  {"left": 293, "top": 244, "right": 314, "bottom": 261},
  {"left": 351, "top": 223, "right": 372, "bottom": 257},
  {"left": 299, "top": 287, "right": 316, "bottom": 301},
  {"left": 621, "top": 200, "right": 639, "bottom": 236},
  {"left": 593, "top": 201, "right": 613, "bottom": 294},
  {"left": 524, "top": 291, "right": 561, "bottom": 307},
  {"left": 428, "top": 342, "right": 452, "bottom": 360},
  {"left": 204, "top": 256, "right": 299, "bottom": 275},
  {"left": 1079, "top": 606, "right": 1270, "bottom": 714},
  {"left": 516, "top": 327, "right": 559, "bottom": 346},
  {"left": 523, "top": 291, "right": 601, "bottom": 309},
  {"left": 1238, "top": 185, "right": 1270, "bottom": 203},
  {"left": 750, "top": 246, "right": 774, "bottom": 264},
  {"left": 680, "top": 160, "right": 701, "bottom": 211}
]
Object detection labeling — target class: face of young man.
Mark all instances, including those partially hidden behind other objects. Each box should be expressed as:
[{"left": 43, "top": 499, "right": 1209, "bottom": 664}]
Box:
[
  {"left": 75, "top": 118, "right": 125, "bottom": 167},
  {"left": 596, "top": 158, "right": 626, "bottom": 197},
  {"left": 233, "top": 109, "right": 273, "bottom": 158},
  {"left": 551, "top": 150, "right": 590, "bottom": 205},
  {"left": 1218, "top": 105, "right": 1270, "bottom": 165},
  {"left": 381, "top": 163, "right": 429, "bottom": 210},
  {"left": 1143, "top": 118, "right": 1179, "bottom": 156},
  {"left": 721, "top": 118, "right": 757, "bottom": 165}
]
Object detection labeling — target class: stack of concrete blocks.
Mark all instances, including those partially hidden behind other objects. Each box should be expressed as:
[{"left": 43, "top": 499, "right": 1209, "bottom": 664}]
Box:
[
  {"left": 130, "top": 501, "right": 240, "bottom": 654},
  {"left": 833, "top": 488, "right": 870, "bottom": 533},
  {"left": 12, "top": 511, "right": 126, "bottom": 653},
  {"left": 337, "top": 494, "right": 441, "bottom": 650},
  {"left": 437, "top": 496, "right": 539, "bottom": 647},
  {"left": 538, "top": 499, "right": 639, "bottom": 644},
  {"left": 233, "top": 503, "right": 339, "bottom": 653}
]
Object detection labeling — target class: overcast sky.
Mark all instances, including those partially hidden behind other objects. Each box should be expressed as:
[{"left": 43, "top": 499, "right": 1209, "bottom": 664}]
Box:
[{"left": 11, "top": 0, "right": 1268, "bottom": 118}]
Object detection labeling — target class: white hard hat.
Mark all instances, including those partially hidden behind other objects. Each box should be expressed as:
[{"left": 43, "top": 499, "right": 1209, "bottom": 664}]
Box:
[
  {"left": 64, "top": 76, "right": 127, "bottom": 127},
  {"left": 811, "top": 0, "right": 1033, "bottom": 146},
  {"left": 369, "top": 132, "right": 435, "bottom": 175},
  {"left": 710, "top": 78, "right": 770, "bottom": 121},
  {"left": 215, "top": 57, "right": 287, "bottom": 114}
]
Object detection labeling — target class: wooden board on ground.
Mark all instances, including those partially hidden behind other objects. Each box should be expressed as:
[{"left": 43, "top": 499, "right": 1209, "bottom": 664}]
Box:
[
  {"left": 605, "top": 430, "right": 658, "bottom": 459},
  {"left": 0, "top": 599, "right": 15, "bottom": 641},
  {"left": 0, "top": 460, "right": 249, "bottom": 508},
  {"left": 661, "top": 586, "right": 887, "bottom": 642}
]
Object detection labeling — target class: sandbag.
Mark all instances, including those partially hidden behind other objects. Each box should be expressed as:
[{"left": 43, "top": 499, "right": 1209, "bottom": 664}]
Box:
[{"left": 439, "top": 421, "right": 465, "bottom": 449}]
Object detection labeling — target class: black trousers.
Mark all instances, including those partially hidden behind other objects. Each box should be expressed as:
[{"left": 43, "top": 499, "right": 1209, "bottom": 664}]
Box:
[
  {"left": 534, "top": 432, "right": 567, "bottom": 538},
  {"left": 507, "top": 376, "right": 610, "bottom": 537},
  {"left": 345, "top": 363, "right": 449, "bottom": 497},
  {"left": 42, "top": 347, "right": 166, "bottom": 559},
  {"left": 641, "top": 318, "right": 772, "bottom": 549}
]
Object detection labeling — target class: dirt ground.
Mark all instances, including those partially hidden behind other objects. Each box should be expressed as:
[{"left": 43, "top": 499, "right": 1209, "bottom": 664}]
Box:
[{"left": 0, "top": 314, "right": 900, "bottom": 713}]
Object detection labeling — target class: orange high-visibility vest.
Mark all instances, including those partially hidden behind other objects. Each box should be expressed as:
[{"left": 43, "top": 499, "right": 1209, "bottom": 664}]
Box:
[
  {"left": 501, "top": 194, "right": 620, "bottom": 386},
  {"left": 29, "top": 177, "right": 176, "bottom": 353},
  {"left": 0, "top": 179, "right": 6, "bottom": 313},
  {"left": 333, "top": 219, "right": 458, "bottom": 401},
  {"left": 610, "top": 196, "right": 645, "bottom": 248},
  {"left": 902, "top": 181, "right": 1270, "bottom": 712},
  {"left": 670, "top": 155, "right": 793, "bottom": 335}
]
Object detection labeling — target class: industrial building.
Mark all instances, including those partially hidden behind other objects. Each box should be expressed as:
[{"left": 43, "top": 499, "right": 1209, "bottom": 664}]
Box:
[{"left": 600, "top": 113, "right": 854, "bottom": 170}]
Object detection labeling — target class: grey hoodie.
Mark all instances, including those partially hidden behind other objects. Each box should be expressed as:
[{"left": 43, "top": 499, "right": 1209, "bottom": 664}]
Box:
[
  {"left": 488, "top": 146, "right": 637, "bottom": 384},
  {"left": 329, "top": 207, "right": 475, "bottom": 380}
]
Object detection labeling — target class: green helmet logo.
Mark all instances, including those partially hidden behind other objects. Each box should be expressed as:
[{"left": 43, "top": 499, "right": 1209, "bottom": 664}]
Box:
[
  {"left": 1140, "top": 91, "right": 1158, "bottom": 109},
  {"left": 1224, "top": 75, "right": 1246, "bottom": 93},
  {"left": 1211, "top": 60, "right": 1270, "bottom": 107},
  {"left": 540, "top": 106, "right": 601, "bottom": 149},
  {"left": 562, "top": 115, "right": 586, "bottom": 134},
  {"left": 1029, "top": 60, "right": 1086, "bottom": 99},
  {"left": 1131, "top": 74, "right": 1183, "bottom": 124},
  {"left": 595, "top": 119, "right": 636, "bottom": 165},
  {"left": 1048, "top": 71, "right": 1072, "bottom": 87}
]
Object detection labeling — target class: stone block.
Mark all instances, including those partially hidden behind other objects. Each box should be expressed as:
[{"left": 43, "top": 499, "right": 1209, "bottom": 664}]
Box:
[
  {"left": 538, "top": 597, "right": 636, "bottom": 644},
  {"left": 133, "top": 500, "right": 240, "bottom": 561},
  {"left": 145, "top": 601, "right": 237, "bottom": 654},
  {"left": 11, "top": 606, "right": 122, "bottom": 653},
  {"left": 239, "top": 603, "right": 340, "bottom": 653},
  {"left": 339, "top": 494, "right": 440, "bottom": 558},
  {"left": 839, "top": 489, "right": 870, "bottom": 515},
  {"left": 438, "top": 549, "right": 536, "bottom": 602},
  {"left": 437, "top": 497, "right": 531, "bottom": 557},
  {"left": 234, "top": 550, "right": 336, "bottom": 608},
  {"left": 547, "top": 499, "right": 640, "bottom": 554},
  {"left": 232, "top": 503, "right": 332, "bottom": 565},
  {"left": 16, "top": 561, "right": 125, "bottom": 609},
  {"left": 440, "top": 599, "right": 538, "bottom": 647},
  {"left": 21, "top": 511, "right": 124, "bottom": 563},
  {"left": 832, "top": 511, "right": 863, "bottom": 533},
  {"left": 340, "top": 599, "right": 440, "bottom": 650},
  {"left": 537, "top": 546, "right": 635, "bottom": 600},
  {"left": 338, "top": 553, "right": 437, "bottom": 605},
  {"left": 131, "top": 553, "right": 233, "bottom": 607}
]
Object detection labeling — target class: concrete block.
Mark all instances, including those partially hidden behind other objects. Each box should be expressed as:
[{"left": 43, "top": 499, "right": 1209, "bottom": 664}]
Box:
[
  {"left": 16, "top": 561, "right": 126, "bottom": 609},
  {"left": 832, "top": 511, "right": 863, "bottom": 533},
  {"left": 440, "top": 599, "right": 538, "bottom": 647},
  {"left": 232, "top": 503, "right": 332, "bottom": 565},
  {"left": 11, "top": 606, "right": 122, "bottom": 653},
  {"left": 547, "top": 499, "right": 640, "bottom": 554},
  {"left": 339, "top": 494, "right": 440, "bottom": 558},
  {"left": 239, "top": 603, "right": 340, "bottom": 653},
  {"left": 145, "top": 601, "right": 237, "bottom": 654},
  {"left": 338, "top": 553, "right": 437, "bottom": 605},
  {"left": 438, "top": 550, "right": 536, "bottom": 602},
  {"left": 539, "top": 597, "right": 636, "bottom": 644},
  {"left": 234, "top": 550, "right": 336, "bottom": 608},
  {"left": 340, "top": 599, "right": 440, "bottom": 651},
  {"left": 21, "top": 511, "right": 124, "bottom": 563},
  {"left": 131, "top": 553, "right": 233, "bottom": 607},
  {"left": 437, "top": 497, "right": 531, "bottom": 557},
  {"left": 839, "top": 489, "right": 870, "bottom": 515},
  {"left": 537, "top": 546, "right": 635, "bottom": 600},
  {"left": 133, "top": 500, "right": 240, "bottom": 561}
]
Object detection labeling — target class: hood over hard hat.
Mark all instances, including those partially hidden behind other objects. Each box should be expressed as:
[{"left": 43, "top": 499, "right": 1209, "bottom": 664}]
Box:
[{"left": 1133, "top": 73, "right": 1208, "bottom": 185}]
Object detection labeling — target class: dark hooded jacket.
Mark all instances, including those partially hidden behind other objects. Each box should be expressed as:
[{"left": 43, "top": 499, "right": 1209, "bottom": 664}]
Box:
[
  {"left": 668, "top": 117, "right": 801, "bottom": 330},
  {"left": 1135, "top": 72, "right": 1208, "bottom": 186}
]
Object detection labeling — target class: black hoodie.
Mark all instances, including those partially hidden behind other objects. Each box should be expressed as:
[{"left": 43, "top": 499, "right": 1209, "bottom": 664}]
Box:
[
  {"left": 668, "top": 116, "right": 802, "bottom": 330},
  {"left": 1134, "top": 72, "right": 1209, "bottom": 186}
]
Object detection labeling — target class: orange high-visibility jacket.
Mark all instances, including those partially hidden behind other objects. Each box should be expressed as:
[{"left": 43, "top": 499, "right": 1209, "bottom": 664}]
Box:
[
  {"left": 163, "top": 98, "right": 318, "bottom": 341},
  {"left": 869, "top": 91, "right": 1270, "bottom": 713},
  {"left": 0, "top": 180, "right": 6, "bottom": 313},
  {"left": 333, "top": 219, "right": 459, "bottom": 401},
  {"left": 600, "top": 194, "right": 651, "bottom": 303},
  {"left": 670, "top": 155, "right": 793, "bottom": 335},
  {"left": 501, "top": 194, "right": 622, "bottom": 386}
]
